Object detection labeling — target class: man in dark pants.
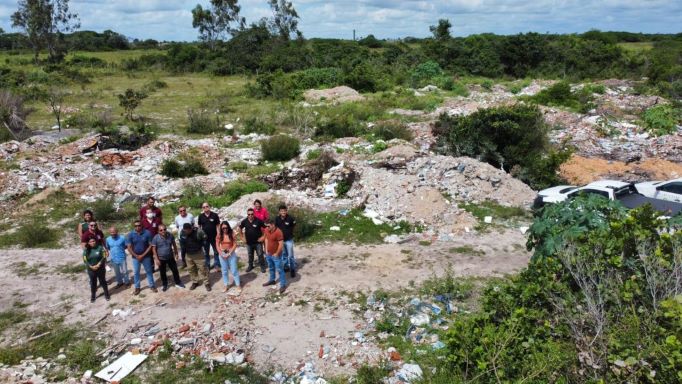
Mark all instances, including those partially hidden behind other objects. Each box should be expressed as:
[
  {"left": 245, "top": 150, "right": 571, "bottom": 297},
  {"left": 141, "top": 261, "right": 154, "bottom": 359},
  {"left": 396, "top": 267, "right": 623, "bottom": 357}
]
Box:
[
  {"left": 239, "top": 208, "right": 266, "bottom": 273},
  {"left": 180, "top": 223, "right": 211, "bottom": 291},
  {"left": 151, "top": 224, "right": 185, "bottom": 291},
  {"left": 275, "top": 204, "right": 297, "bottom": 278},
  {"left": 197, "top": 202, "right": 220, "bottom": 271}
]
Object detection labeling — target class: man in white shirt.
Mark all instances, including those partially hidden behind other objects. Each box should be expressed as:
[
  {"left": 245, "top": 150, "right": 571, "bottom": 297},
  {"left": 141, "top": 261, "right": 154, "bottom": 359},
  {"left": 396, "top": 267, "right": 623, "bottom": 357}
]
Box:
[{"left": 174, "top": 206, "right": 194, "bottom": 268}]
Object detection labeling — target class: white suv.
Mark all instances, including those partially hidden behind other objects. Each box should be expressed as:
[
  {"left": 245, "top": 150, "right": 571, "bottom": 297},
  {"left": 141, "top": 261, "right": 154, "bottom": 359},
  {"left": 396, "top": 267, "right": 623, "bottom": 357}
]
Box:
[{"left": 635, "top": 178, "right": 682, "bottom": 203}]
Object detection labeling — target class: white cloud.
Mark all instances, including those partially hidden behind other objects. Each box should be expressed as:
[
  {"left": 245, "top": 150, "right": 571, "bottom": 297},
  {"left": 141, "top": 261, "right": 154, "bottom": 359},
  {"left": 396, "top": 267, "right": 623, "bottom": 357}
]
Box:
[{"left": 0, "top": 0, "right": 679, "bottom": 41}]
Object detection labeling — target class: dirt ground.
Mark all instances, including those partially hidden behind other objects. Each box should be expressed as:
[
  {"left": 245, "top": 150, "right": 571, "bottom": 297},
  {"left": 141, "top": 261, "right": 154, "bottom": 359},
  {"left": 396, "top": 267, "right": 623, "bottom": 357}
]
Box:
[
  {"left": 560, "top": 154, "right": 682, "bottom": 185},
  {"left": 0, "top": 230, "right": 530, "bottom": 377}
]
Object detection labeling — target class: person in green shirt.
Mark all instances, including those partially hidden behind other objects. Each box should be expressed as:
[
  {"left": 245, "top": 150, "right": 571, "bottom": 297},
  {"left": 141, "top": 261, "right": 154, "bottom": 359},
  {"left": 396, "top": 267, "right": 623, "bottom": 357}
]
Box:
[{"left": 83, "top": 237, "right": 110, "bottom": 303}]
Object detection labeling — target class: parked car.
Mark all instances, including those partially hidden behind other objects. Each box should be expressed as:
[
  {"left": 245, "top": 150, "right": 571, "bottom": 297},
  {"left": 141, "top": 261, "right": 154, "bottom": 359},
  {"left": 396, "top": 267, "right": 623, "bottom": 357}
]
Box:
[
  {"left": 533, "top": 180, "right": 633, "bottom": 208},
  {"left": 635, "top": 178, "right": 682, "bottom": 203}
]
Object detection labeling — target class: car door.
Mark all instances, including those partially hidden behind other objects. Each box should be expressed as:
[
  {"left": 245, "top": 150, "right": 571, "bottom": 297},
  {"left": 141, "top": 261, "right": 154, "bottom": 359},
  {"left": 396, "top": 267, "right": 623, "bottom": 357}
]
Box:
[{"left": 656, "top": 182, "right": 682, "bottom": 203}]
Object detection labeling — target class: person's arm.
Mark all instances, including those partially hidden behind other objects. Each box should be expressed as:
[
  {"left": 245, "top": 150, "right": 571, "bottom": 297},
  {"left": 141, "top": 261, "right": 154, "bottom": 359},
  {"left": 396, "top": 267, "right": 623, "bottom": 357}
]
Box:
[
  {"left": 275, "top": 240, "right": 283, "bottom": 257},
  {"left": 77, "top": 223, "right": 83, "bottom": 237},
  {"left": 151, "top": 239, "right": 160, "bottom": 266},
  {"left": 170, "top": 236, "right": 179, "bottom": 257},
  {"left": 215, "top": 235, "right": 223, "bottom": 257}
]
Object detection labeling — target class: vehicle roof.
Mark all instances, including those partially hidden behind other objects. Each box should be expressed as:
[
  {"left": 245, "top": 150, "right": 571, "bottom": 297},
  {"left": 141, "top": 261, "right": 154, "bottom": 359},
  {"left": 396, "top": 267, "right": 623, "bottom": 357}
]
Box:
[
  {"left": 538, "top": 185, "right": 577, "bottom": 195},
  {"left": 584, "top": 180, "right": 631, "bottom": 189}
]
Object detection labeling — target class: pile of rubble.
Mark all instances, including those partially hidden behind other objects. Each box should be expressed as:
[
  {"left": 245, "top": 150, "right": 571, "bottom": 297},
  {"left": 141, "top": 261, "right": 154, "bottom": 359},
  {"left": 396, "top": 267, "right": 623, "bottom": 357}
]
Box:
[{"left": 303, "top": 86, "right": 365, "bottom": 104}]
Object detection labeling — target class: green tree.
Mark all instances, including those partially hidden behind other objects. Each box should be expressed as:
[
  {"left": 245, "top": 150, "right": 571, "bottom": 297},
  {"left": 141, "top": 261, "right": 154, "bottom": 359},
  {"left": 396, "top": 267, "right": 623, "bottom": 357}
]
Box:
[
  {"left": 267, "top": 0, "right": 302, "bottom": 40},
  {"left": 47, "top": 87, "right": 68, "bottom": 131},
  {"left": 429, "top": 18, "right": 452, "bottom": 41},
  {"left": 11, "top": 0, "right": 80, "bottom": 63},
  {"left": 192, "top": 0, "right": 245, "bottom": 50},
  {"left": 117, "top": 89, "right": 148, "bottom": 121}
]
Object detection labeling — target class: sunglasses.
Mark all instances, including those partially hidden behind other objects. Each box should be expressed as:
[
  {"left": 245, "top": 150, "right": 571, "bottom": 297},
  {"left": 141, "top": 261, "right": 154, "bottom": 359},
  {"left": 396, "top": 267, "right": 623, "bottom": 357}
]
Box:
[
  {"left": 159, "top": 229, "right": 166, "bottom": 232},
  {"left": 247, "top": 213, "right": 254, "bottom": 216}
]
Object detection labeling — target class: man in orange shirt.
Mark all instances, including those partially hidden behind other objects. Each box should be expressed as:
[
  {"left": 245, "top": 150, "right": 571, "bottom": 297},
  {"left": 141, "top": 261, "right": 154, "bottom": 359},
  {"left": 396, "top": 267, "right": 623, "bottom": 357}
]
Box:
[{"left": 260, "top": 218, "right": 287, "bottom": 294}]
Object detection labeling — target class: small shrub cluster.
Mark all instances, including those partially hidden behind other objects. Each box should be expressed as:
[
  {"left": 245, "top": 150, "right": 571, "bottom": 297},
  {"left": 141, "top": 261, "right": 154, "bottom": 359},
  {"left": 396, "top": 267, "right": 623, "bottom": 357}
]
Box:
[
  {"left": 160, "top": 155, "right": 209, "bottom": 179},
  {"left": 0, "top": 220, "right": 60, "bottom": 249},
  {"left": 372, "top": 120, "right": 413, "bottom": 141},
  {"left": 143, "top": 79, "right": 168, "bottom": 93},
  {"left": 97, "top": 126, "right": 155, "bottom": 151},
  {"left": 241, "top": 117, "right": 276, "bottom": 135},
  {"left": 64, "top": 110, "right": 113, "bottom": 130},
  {"left": 434, "top": 104, "right": 569, "bottom": 189},
  {"left": 261, "top": 135, "right": 300, "bottom": 161},
  {"left": 179, "top": 180, "right": 269, "bottom": 210},
  {"left": 525, "top": 81, "right": 596, "bottom": 113},
  {"left": 642, "top": 104, "right": 679, "bottom": 136},
  {"left": 186, "top": 108, "right": 222, "bottom": 134}
]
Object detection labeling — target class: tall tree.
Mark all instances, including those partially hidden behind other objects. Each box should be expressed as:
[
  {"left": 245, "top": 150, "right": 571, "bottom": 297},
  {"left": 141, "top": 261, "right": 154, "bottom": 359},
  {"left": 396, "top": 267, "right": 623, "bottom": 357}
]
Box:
[
  {"left": 192, "top": 0, "right": 245, "bottom": 49},
  {"left": 11, "top": 0, "right": 80, "bottom": 63},
  {"left": 268, "top": 0, "right": 301, "bottom": 40},
  {"left": 430, "top": 19, "right": 452, "bottom": 41}
]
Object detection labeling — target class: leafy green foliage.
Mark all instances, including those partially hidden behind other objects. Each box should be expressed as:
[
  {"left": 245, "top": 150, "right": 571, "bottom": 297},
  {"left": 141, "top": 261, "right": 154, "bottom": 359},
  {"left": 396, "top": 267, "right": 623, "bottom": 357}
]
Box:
[
  {"left": 642, "top": 104, "right": 679, "bottom": 136},
  {"left": 372, "top": 120, "right": 414, "bottom": 141},
  {"left": 241, "top": 116, "right": 276, "bottom": 135},
  {"left": 0, "top": 220, "right": 60, "bottom": 249},
  {"left": 160, "top": 157, "right": 209, "bottom": 179},
  {"left": 260, "top": 135, "right": 300, "bottom": 161},
  {"left": 525, "top": 81, "right": 596, "bottom": 113},
  {"left": 435, "top": 104, "right": 569, "bottom": 189},
  {"left": 117, "top": 88, "right": 148, "bottom": 120},
  {"left": 174, "top": 180, "right": 269, "bottom": 211},
  {"left": 186, "top": 108, "right": 222, "bottom": 134}
]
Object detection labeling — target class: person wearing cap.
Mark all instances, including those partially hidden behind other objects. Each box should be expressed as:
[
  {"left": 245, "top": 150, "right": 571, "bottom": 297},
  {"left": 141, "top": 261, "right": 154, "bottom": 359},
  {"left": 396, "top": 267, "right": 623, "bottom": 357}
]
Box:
[{"left": 174, "top": 205, "right": 194, "bottom": 268}]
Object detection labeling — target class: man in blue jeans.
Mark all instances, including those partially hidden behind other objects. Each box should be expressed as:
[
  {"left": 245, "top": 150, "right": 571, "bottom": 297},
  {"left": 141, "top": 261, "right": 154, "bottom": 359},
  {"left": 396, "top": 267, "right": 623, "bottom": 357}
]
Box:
[
  {"left": 275, "top": 204, "right": 297, "bottom": 278},
  {"left": 261, "top": 219, "right": 287, "bottom": 294},
  {"left": 126, "top": 220, "right": 157, "bottom": 295},
  {"left": 105, "top": 226, "right": 130, "bottom": 289}
]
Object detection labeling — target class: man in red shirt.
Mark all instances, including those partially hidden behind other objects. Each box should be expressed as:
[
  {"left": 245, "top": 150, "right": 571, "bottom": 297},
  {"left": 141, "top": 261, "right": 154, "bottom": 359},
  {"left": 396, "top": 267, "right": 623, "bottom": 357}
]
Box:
[
  {"left": 261, "top": 219, "right": 287, "bottom": 294},
  {"left": 81, "top": 221, "right": 105, "bottom": 248},
  {"left": 139, "top": 196, "right": 163, "bottom": 222}
]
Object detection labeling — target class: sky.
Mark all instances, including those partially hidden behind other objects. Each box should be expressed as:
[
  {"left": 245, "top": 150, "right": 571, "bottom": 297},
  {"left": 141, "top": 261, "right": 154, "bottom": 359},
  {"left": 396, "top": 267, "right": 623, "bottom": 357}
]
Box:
[{"left": 0, "top": 0, "right": 680, "bottom": 41}]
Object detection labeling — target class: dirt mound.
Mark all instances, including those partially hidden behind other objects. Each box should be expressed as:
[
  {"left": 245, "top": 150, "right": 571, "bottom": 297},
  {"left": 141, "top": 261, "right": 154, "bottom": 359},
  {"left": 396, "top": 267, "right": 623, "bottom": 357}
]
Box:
[
  {"left": 303, "top": 86, "right": 365, "bottom": 104},
  {"left": 560, "top": 155, "right": 682, "bottom": 185}
]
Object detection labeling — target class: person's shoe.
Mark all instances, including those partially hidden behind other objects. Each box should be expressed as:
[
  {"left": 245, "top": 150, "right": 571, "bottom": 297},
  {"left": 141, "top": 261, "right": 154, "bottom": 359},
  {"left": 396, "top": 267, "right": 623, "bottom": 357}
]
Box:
[
  {"left": 162, "top": 285, "right": 169, "bottom": 292},
  {"left": 223, "top": 285, "right": 230, "bottom": 293},
  {"left": 189, "top": 283, "right": 199, "bottom": 291},
  {"left": 205, "top": 284, "right": 212, "bottom": 292},
  {"left": 246, "top": 265, "right": 254, "bottom": 273},
  {"left": 90, "top": 297, "right": 96, "bottom": 303},
  {"left": 262, "top": 281, "right": 276, "bottom": 287},
  {"left": 105, "top": 295, "right": 111, "bottom": 301},
  {"left": 290, "top": 269, "right": 296, "bottom": 278},
  {"left": 151, "top": 287, "right": 158, "bottom": 293},
  {"left": 176, "top": 283, "right": 186, "bottom": 288},
  {"left": 261, "top": 267, "right": 266, "bottom": 273},
  {"left": 114, "top": 284, "right": 123, "bottom": 290},
  {"left": 133, "top": 288, "right": 141, "bottom": 295},
  {"left": 279, "top": 286, "right": 287, "bottom": 294}
]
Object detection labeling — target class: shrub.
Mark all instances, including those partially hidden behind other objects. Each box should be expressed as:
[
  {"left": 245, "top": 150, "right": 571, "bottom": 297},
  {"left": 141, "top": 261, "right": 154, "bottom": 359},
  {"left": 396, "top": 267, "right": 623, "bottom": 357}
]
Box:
[
  {"left": 410, "top": 61, "right": 444, "bottom": 88},
  {"left": 241, "top": 117, "right": 276, "bottom": 135},
  {"left": 0, "top": 90, "right": 31, "bottom": 142},
  {"left": 117, "top": 88, "right": 147, "bottom": 120},
  {"left": 642, "top": 104, "right": 678, "bottom": 136},
  {"left": 179, "top": 180, "right": 269, "bottom": 210},
  {"left": 186, "top": 108, "right": 221, "bottom": 134},
  {"left": 372, "top": 120, "right": 413, "bottom": 141},
  {"left": 261, "top": 135, "right": 300, "bottom": 161},
  {"left": 434, "top": 104, "right": 568, "bottom": 189},
  {"left": 160, "top": 157, "right": 209, "bottom": 179},
  {"left": 526, "top": 81, "right": 595, "bottom": 113},
  {"left": 64, "top": 110, "right": 113, "bottom": 130},
  {"left": 344, "top": 61, "right": 388, "bottom": 93},
  {"left": 0, "top": 221, "right": 60, "bottom": 249},
  {"left": 143, "top": 79, "right": 168, "bottom": 93},
  {"left": 306, "top": 149, "right": 322, "bottom": 160},
  {"left": 226, "top": 161, "right": 249, "bottom": 172}
]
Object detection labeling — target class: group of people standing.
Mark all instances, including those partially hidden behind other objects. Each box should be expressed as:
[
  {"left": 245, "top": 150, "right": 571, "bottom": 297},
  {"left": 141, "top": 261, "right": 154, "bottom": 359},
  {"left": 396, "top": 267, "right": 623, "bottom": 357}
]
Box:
[{"left": 78, "top": 197, "right": 298, "bottom": 303}]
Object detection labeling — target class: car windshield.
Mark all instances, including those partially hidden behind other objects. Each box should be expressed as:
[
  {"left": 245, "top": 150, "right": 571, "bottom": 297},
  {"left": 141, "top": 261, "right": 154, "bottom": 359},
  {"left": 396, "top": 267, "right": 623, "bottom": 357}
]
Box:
[
  {"left": 559, "top": 187, "right": 577, "bottom": 194},
  {"left": 614, "top": 186, "right": 634, "bottom": 199}
]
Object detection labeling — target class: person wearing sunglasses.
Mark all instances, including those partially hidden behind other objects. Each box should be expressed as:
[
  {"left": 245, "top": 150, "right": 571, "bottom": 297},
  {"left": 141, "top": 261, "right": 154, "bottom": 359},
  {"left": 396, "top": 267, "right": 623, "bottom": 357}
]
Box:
[
  {"left": 197, "top": 202, "right": 221, "bottom": 272},
  {"left": 80, "top": 221, "right": 104, "bottom": 249},
  {"left": 152, "top": 224, "right": 185, "bottom": 291},
  {"left": 77, "top": 209, "right": 95, "bottom": 239},
  {"left": 239, "top": 208, "right": 266, "bottom": 273},
  {"left": 216, "top": 221, "right": 241, "bottom": 295},
  {"left": 174, "top": 206, "right": 194, "bottom": 268},
  {"left": 126, "top": 220, "right": 157, "bottom": 295}
]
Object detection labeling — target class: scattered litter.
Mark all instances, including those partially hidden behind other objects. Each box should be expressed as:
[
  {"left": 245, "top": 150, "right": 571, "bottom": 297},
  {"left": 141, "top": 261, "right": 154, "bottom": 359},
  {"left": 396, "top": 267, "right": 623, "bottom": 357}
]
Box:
[
  {"left": 329, "top": 226, "right": 341, "bottom": 231},
  {"left": 396, "top": 364, "right": 423, "bottom": 382},
  {"left": 410, "top": 314, "right": 430, "bottom": 326},
  {"left": 95, "top": 352, "right": 148, "bottom": 382}
]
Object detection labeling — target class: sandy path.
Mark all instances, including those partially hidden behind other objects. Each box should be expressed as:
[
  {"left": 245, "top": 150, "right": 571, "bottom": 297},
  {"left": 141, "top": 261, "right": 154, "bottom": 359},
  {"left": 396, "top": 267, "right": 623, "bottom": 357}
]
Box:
[{"left": 0, "top": 229, "right": 530, "bottom": 376}]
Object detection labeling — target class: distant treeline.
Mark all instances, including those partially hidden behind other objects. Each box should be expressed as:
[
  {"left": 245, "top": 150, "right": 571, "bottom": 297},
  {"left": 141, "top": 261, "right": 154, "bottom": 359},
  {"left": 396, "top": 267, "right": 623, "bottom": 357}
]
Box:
[
  {"left": 0, "top": 30, "right": 160, "bottom": 51},
  {"left": 1, "top": 28, "right": 680, "bottom": 99}
]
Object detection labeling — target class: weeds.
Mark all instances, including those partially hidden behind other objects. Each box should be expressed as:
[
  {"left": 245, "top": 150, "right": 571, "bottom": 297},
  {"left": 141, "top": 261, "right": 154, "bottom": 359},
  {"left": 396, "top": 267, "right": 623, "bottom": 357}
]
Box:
[
  {"left": 261, "top": 135, "right": 300, "bottom": 161},
  {"left": 186, "top": 108, "right": 222, "bottom": 134},
  {"left": 448, "top": 245, "right": 486, "bottom": 256}
]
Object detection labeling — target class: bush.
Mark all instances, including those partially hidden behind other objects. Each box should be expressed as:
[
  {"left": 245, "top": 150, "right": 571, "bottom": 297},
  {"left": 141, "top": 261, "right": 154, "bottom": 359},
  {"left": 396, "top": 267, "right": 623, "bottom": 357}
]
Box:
[
  {"left": 261, "top": 135, "right": 300, "bottom": 161},
  {"left": 186, "top": 109, "right": 221, "bottom": 134},
  {"left": 410, "top": 61, "right": 444, "bottom": 88},
  {"left": 372, "top": 120, "right": 413, "bottom": 141},
  {"left": 160, "top": 157, "right": 209, "bottom": 179},
  {"left": 642, "top": 104, "right": 678, "bottom": 136},
  {"left": 0, "top": 221, "right": 60, "bottom": 248},
  {"left": 143, "top": 79, "right": 168, "bottom": 93},
  {"left": 179, "top": 180, "right": 269, "bottom": 210},
  {"left": 526, "top": 81, "right": 595, "bottom": 113},
  {"left": 117, "top": 88, "right": 147, "bottom": 120},
  {"left": 434, "top": 104, "right": 568, "bottom": 189},
  {"left": 64, "top": 110, "right": 113, "bottom": 130},
  {"left": 306, "top": 149, "right": 322, "bottom": 160},
  {"left": 226, "top": 161, "right": 249, "bottom": 172},
  {"left": 242, "top": 117, "right": 276, "bottom": 135}
]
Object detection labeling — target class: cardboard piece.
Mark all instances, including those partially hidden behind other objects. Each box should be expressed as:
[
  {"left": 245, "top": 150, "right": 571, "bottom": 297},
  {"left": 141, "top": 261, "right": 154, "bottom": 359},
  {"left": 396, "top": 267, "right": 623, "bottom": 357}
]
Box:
[{"left": 95, "top": 351, "right": 148, "bottom": 382}]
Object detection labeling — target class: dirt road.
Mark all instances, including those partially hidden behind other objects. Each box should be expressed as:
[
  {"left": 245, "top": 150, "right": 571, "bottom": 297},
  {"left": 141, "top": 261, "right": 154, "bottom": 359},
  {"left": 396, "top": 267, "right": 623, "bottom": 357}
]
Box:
[{"left": 0, "top": 230, "right": 530, "bottom": 377}]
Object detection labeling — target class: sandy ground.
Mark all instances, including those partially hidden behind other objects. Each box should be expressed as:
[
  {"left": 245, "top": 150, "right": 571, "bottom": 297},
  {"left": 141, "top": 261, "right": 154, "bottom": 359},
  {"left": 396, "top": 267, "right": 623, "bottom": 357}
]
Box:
[{"left": 0, "top": 230, "right": 530, "bottom": 377}]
